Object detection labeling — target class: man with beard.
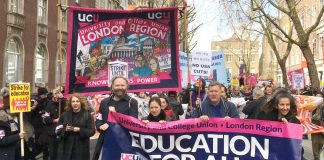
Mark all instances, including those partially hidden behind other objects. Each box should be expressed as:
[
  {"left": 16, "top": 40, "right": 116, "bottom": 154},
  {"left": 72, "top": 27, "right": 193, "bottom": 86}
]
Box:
[{"left": 92, "top": 76, "right": 138, "bottom": 160}]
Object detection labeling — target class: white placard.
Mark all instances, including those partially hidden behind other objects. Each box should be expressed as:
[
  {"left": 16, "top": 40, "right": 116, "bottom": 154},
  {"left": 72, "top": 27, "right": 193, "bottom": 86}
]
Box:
[
  {"left": 190, "top": 51, "right": 212, "bottom": 77},
  {"left": 108, "top": 61, "right": 128, "bottom": 85},
  {"left": 292, "top": 74, "right": 304, "bottom": 89}
]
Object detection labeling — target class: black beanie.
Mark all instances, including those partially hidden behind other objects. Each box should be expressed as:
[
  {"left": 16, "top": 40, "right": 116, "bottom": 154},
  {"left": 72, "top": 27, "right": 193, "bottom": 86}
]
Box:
[{"left": 38, "top": 87, "right": 48, "bottom": 96}]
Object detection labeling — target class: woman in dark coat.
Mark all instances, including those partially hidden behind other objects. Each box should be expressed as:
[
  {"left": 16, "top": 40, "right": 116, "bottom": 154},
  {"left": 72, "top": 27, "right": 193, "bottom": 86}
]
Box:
[
  {"left": 0, "top": 111, "right": 25, "bottom": 160},
  {"left": 258, "top": 89, "right": 300, "bottom": 124},
  {"left": 0, "top": 87, "right": 24, "bottom": 160},
  {"left": 56, "top": 93, "right": 95, "bottom": 160},
  {"left": 142, "top": 97, "right": 174, "bottom": 123},
  {"left": 257, "top": 89, "right": 303, "bottom": 160}
]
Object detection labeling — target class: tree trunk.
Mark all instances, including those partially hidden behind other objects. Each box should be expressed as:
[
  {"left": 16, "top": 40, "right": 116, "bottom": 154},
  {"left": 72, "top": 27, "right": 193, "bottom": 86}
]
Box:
[
  {"left": 300, "top": 46, "right": 320, "bottom": 89},
  {"left": 278, "top": 61, "right": 289, "bottom": 88}
]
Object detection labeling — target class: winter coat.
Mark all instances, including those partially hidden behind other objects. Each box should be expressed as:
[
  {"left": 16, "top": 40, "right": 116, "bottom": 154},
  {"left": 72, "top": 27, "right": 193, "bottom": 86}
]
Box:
[
  {"left": 168, "top": 98, "right": 184, "bottom": 120},
  {"left": 243, "top": 97, "right": 267, "bottom": 119},
  {"left": 44, "top": 98, "right": 66, "bottom": 136},
  {"left": 0, "top": 110, "right": 20, "bottom": 160},
  {"left": 30, "top": 97, "right": 50, "bottom": 145},
  {"left": 196, "top": 98, "right": 239, "bottom": 118},
  {"left": 259, "top": 109, "right": 300, "bottom": 124},
  {"left": 30, "top": 98, "right": 50, "bottom": 130},
  {"left": 56, "top": 109, "right": 95, "bottom": 160},
  {"left": 92, "top": 95, "right": 138, "bottom": 160}
]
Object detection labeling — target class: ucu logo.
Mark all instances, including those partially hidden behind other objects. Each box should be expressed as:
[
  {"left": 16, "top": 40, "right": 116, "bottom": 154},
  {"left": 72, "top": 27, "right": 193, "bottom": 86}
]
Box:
[
  {"left": 120, "top": 153, "right": 139, "bottom": 160},
  {"left": 78, "top": 13, "right": 99, "bottom": 22},
  {"left": 148, "top": 12, "right": 170, "bottom": 20}
]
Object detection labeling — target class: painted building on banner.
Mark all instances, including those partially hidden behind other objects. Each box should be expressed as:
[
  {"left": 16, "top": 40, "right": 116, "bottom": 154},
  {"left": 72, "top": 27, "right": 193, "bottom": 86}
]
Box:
[
  {"left": 210, "top": 34, "right": 260, "bottom": 79},
  {"left": 1, "top": 0, "right": 127, "bottom": 91}
]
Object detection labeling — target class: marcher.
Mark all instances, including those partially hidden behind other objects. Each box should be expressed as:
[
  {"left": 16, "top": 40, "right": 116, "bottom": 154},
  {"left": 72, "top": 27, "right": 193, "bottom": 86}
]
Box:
[
  {"left": 182, "top": 77, "right": 207, "bottom": 118},
  {"left": 219, "top": 84, "right": 230, "bottom": 100},
  {"left": 197, "top": 81, "right": 239, "bottom": 121},
  {"left": 43, "top": 87, "right": 66, "bottom": 160},
  {"left": 158, "top": 94, "right": 177, "bottom": 120},
  {"left": 30, "top": 87, "right": 50, "bottom": 160},
  {"left": 92, "top": 76, "right": 138, "bottom": 160},
  {"left": 230, "top": 85, "right": 243, "bottom": 98},
  {"left": 56, "top": 93, "right": 95, "bottom": 160},
  {"left": 0, "top": 87, "right": 25, "bottom": 160},
  {"left": 258, "top": 89, "right": 299, "bottom": 123},
  {"left": 142, "top": 97, "right": 174, "bottom": 123},
  {"left": 263, "top": 85, "right": 274, "bottom": 102},
  {"left": 257, "top": 89, "right": 304, "bottom": 160},
  {"left": 311, "top": 92, "right": 324, "bottom": 160},
  {"left": 167, "top": 91, "right": 184, "bottom": 120},
  {"left": 243, "top": 87, "right": 266, "bottom": 119}
]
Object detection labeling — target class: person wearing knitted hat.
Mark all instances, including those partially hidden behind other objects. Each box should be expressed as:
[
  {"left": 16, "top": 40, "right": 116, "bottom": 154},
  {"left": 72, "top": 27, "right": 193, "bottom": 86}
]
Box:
[
  {"left": 30, "top": 87, "right": 50, "bottom": 160},
  {"left": 0, "top": 87, "right": 25, "bottom": 160}
]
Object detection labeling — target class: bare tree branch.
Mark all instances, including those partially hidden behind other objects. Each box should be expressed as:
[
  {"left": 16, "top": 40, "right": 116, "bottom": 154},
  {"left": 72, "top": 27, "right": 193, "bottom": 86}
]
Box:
[
  {"left": 268, "top": 0, "right": 290, "bottom": 15},
  {"left": 306, "top": 6, "right": 324, "bottom": 37},
  {"left": 252, "top": 0, "right": 299, "bottom": 45}
]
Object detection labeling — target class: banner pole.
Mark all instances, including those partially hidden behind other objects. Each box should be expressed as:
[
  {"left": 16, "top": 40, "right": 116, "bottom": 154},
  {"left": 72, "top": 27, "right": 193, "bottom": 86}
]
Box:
[
  {"left": 20, "top": 112, "right": 24, "bottom": 157},
  {"left": 182, "top": 0, "right": 192, "bottom": 113},
  {"left": 57, "top": 0, "right": 63, "bottom": 118}
]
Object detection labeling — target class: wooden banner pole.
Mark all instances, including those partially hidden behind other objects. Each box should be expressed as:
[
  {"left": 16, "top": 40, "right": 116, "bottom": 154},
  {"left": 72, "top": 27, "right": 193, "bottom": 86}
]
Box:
[
  {"left": 57, "top": 0, "right": 63, "bottom": 118},
  {"left": 20, "top": 112, "right": 24, "bottom": 157}
]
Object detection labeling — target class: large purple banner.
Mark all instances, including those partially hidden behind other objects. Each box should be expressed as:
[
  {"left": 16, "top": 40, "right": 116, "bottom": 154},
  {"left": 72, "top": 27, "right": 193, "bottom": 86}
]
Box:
[
  {"left": 66, "top": 7, "right": 180, "bottom": 95},
  {"left": 103, "top": 112, "right": 303, "bottom": 160}
]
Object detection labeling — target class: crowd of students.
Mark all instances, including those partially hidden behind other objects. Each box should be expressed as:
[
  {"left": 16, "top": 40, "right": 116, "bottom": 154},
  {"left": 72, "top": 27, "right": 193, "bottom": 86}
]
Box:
[{"left": 0, "top": 76, "right": 323, "bottom": 160}]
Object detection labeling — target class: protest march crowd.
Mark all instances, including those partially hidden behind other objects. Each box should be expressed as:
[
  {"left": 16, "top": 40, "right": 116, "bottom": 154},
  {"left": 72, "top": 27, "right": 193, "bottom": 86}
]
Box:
[{"left": 0, "top": 76, "right": 324, "bottom": 160}]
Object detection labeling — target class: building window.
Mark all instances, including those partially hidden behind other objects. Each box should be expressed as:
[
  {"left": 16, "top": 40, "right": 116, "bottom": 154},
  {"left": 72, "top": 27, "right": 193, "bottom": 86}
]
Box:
[
  {"left": 306, "top": 8, "right": 311, "bottom": 28},
  {"left": 35, "top": 45, "right": 48, "bottom": 84},
  {"left": 76, "top": 0, "right": 80, "bottom": 4},
  {"left": 61, "top": 10, "right": 67, "bottom": 31},
  {"left": 312, "top": 5, "right": 316, "bottom": 24},
  {"left": 60, "top": 0, "right": 67, "bottom": 31},
  {"left": 238, "top": 55, "right": 243, "bottom": 62},
  {"left": 320, "top": 36, "right": 323, "bottom": 59},
  {"left": 5, "top": 38, "right": 23, "bottom": 84},
  {"left": 38, "top": 0, "right": 47, "bottom": 24},
  {"left": 55, "top": 50, "right": 66, "bottom": 86},
  {"left": 226, "top": 55, "right": 232, "bottom": 62},
  {"left": 8, "top": 0, "right": 23, "bottom": 14},
  {"left": 313, "top": 38, "right": 317, "bottom": 57},
  {"left": 251, "top": 55, "right": 255, "bottom": 62},
  {"left": 96, "top": 0, "right": 112, "bottom": 9}
]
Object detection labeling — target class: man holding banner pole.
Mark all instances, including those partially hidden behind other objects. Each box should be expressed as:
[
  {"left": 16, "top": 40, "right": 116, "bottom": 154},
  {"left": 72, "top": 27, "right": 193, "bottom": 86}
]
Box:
[
  {"left": 196, "top": 81, "right": 239, "bottom": 120},
  {"left": 93, "top": 76, "right": 138, "bottom": 160}
]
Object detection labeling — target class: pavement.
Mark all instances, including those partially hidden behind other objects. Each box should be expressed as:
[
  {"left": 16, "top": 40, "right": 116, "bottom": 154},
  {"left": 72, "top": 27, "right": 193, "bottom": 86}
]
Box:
[
  {"left": 302, "top": 134, "right": 324, "bottom": 160},
  {"left": 303, "top": 136, "right": 314, "bottom": 160}
]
